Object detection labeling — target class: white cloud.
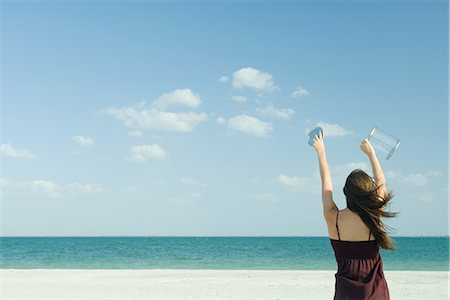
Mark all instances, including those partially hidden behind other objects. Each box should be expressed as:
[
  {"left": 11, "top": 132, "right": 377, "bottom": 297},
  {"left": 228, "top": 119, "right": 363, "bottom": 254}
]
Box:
[
  {"left": 0, "top": 143, "right": 35, "bottom": 159},
  {"left": 216, "top": 117, "right": 226, "bottom": 124},
  {"left": 128, "top": 130, "right": 143, "bottom": 138},
  {"left": 66, "top": 183, "right": 104, "bottom": 194},
  {"left": 129, "top": 144, "right": 167, "bottom": 162},
  {"left": 387, "top": 170, "right": 441, "bottom": 187},
  {"left": 403, "top": 173, "right": 429, "bottom": 187},
  {"left": 426, "top": 171, "right": 442, "bottom": 177},
  {"left": 277, "top": 174, "right": 320, "bottom": 194},
  {"left": 386, "top": 171, "right": 402, "bottom": 180},
  {"left": 72, "top": 135, "right": 94, "bottom": 148},
  {"left": 152, "top": 88, "right": 201, "bottom": 109},
  {"left": 228, "top": 114, "right": 273, "bottom": 138},
  {"left": 218, "top": 76, "right": 229, "bottom": 82},
  {"left": 418, "top": 194, "right": 434, "bottom": 203},
  {"left": 20, "top": 180, "right": 63, "bottom": 197},
  {"left": 231, "top": 95, "right": 248, "bottom": 102},
  {"left": 180, "top": 177, "right": 207, "bottom": 188},
  {"left": 305, "top": 122, "right": 354, "bottom": 137},
  {"left": 291, "top": 86, "right": 310, "bottom": 98},
  {"left": 4, "top": 179, "right": 103, "bottom": 198},
  {"left": 256, "top": 104, "right": 295, "bottom": 120},
  {"left": 103, "top": 106, "right": 208, "bottom": 132},
  {"left": 232, "top": 67, "right": 276, "bottom": 92},
  {"left": 278, "top": 175, "right": 308, "bottom": 188}
]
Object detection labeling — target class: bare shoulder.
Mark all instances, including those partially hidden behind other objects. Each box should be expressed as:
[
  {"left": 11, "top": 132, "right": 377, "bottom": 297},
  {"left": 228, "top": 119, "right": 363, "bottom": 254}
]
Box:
[{"left": 338, "top": 208, "right": 372, "bottom": 241}]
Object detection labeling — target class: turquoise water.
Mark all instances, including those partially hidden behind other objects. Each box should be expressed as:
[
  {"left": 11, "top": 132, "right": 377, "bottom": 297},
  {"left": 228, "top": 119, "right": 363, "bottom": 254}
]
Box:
[{"left": 0, "top": 237, "right": 448, "bottom": 271}]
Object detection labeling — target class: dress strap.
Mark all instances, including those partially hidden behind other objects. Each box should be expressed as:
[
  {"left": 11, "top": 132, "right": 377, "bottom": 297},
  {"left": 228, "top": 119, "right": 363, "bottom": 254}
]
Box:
[
  {"left": 368, "top": 231, "right": 372, "bottom": 241},
  {"left": 335, "top": 211, "right": 341, "bottom": 241}
]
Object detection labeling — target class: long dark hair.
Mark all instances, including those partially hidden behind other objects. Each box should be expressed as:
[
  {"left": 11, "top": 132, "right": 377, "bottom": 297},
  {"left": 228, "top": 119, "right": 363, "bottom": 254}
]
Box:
[{"left": 343, "top": 169, "right": 398, "bottom": 250}]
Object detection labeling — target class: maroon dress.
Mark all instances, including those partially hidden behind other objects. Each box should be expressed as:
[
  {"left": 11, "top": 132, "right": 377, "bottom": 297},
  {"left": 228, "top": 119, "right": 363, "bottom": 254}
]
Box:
[{"left": 330, "top": 211, "right": 390, "bottom": 300}]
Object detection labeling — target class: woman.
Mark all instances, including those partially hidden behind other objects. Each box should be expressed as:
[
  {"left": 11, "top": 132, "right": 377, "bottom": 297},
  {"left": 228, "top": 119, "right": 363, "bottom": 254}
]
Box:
[{"left": 312, "top": 131, "right": 396, "bottom": 300}]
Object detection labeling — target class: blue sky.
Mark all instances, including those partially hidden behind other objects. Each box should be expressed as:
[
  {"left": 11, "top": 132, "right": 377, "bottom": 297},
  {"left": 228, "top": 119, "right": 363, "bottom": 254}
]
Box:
[{"left": 1, "top": 0, "right": 448, "bottom": 236}]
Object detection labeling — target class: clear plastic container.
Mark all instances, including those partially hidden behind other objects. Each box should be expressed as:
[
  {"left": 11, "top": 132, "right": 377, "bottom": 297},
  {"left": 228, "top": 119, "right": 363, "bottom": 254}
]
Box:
[{"left": 367, "top": 127, "right": 400, "bottom": 160}]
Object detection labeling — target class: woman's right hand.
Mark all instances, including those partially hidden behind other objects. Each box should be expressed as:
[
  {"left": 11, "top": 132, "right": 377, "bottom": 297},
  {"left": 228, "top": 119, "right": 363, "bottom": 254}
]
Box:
[
  {"left": 313, "top": 131, "right": 325, "bottom": 154},
  {"left": 360, "top": 139, "right": 376, "bottom": 156}
]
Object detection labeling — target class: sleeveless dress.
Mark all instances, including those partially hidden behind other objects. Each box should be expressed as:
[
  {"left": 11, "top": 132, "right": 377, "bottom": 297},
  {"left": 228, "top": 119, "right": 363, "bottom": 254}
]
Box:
[{"left": 330, "top": 211, "right": 390, "bottom": 300}]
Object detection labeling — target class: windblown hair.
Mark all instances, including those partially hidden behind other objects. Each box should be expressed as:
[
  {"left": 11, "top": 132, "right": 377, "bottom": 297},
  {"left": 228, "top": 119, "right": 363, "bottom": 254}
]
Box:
[{"left": 343, "top": 169, "right": 398, "bottom": 250}]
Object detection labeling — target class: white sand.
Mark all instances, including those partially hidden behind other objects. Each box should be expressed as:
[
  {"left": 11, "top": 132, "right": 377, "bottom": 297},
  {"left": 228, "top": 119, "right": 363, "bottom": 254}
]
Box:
[{"left": 0, "top": 269, "right": 448, "bottom": 299}]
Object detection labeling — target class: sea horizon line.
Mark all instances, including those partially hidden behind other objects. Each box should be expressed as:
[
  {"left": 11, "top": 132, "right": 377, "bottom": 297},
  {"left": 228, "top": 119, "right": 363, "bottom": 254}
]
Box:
[{"left": 1, "top": 235, "right": 448, "bottom": 238}]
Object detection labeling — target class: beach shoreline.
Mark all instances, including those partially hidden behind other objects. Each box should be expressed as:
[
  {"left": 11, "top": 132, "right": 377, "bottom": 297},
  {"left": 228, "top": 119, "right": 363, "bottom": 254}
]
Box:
[{"left": 1, "top": 269, "right": 448, "bottom": 299}]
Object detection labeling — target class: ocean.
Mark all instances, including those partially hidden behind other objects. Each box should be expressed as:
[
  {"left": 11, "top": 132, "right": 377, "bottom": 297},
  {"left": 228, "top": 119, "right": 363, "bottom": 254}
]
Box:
[{"left": 0, "top": 237, "right": 448, "bottom": 271}]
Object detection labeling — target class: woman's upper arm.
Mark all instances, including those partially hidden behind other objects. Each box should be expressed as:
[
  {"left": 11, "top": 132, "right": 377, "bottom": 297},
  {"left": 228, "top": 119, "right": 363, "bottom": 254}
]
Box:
[
  {"left": 323, "top": 199, "right": 338, "bottom": 238},
  {"left": 375, "top": 179, "right": 387, "bottom": 200},
  {"left": 322, "top": 189, "right": 338, "bottom": 220},
  {"left": 321, "top": 175, "right": 337, "bottom": 212}
]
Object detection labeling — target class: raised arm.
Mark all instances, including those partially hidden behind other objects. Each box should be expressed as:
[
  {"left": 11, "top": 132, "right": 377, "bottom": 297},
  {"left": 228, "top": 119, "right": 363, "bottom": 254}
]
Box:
[
  {"left": 360, "top": 139, "right": 386, "bottom": 198},
  {"left": 313, "top": 132, "right": 338, "bottom": 218}
]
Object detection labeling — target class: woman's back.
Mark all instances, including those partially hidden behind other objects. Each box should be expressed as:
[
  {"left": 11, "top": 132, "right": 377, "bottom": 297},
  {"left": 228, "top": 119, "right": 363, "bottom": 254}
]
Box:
[{"left": 331, "top": 209, "right": 375, "bottom": 242}]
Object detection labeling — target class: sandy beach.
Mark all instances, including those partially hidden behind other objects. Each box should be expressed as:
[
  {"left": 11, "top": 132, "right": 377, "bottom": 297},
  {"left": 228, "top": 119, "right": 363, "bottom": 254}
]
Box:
[{"left": 1, "top": 269, "right": 448, "bottom": 299}]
